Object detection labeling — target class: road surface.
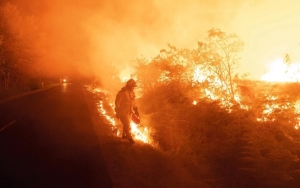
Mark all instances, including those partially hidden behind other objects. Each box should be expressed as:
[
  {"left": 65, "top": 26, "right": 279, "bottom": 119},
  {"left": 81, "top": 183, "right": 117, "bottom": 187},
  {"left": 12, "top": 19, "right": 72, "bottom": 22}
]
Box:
[{"left": 0, "top": 83, "right": 113, "bottom": 188}]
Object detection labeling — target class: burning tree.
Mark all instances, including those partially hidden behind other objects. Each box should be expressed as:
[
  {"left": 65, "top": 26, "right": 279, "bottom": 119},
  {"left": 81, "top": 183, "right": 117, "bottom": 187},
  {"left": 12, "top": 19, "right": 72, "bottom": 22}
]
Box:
[
  {"left": 134, "top": 29, "right": 245, "bottom": 113},
  {"left": 194, "top": 28, "right": 244, "bottom": 101}
]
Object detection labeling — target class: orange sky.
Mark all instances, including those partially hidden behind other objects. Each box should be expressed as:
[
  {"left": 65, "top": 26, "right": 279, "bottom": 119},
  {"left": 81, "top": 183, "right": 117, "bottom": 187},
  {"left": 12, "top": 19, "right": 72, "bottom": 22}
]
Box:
[{"left": 3, "top": 0, "right": 300, "bottom": 82}]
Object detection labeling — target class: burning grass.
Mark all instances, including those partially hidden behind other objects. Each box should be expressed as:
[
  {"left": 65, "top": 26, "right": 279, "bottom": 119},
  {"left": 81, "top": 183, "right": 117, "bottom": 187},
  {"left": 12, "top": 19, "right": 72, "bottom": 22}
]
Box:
[
  {"left": 85, "top": 29, "right": 300, "bottom": 187},
  {"left": 86, "top": 80, "right": 300, "bottom": 187},
  {"left": 140, "top": 81, "right": 300, "bottom": 187},
  {"left": 84, "top": 85, "right": 208, "bottom": 188}
]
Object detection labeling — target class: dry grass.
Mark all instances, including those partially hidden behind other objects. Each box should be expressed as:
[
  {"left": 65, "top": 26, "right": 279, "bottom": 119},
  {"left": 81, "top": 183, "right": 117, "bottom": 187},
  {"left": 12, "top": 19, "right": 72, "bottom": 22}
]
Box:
[
  {"left": 85, "top": 81, "right": 300, "bottom": 188},
  {"left": 83, "top": 88, "right": 208, "bottom": 188}
]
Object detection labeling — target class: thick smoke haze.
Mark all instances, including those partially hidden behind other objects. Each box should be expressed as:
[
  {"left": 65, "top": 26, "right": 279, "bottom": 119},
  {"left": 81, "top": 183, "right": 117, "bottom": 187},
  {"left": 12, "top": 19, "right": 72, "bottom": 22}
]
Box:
[{"left": 2, "top": 0, "right": 300, "bottom": 86}]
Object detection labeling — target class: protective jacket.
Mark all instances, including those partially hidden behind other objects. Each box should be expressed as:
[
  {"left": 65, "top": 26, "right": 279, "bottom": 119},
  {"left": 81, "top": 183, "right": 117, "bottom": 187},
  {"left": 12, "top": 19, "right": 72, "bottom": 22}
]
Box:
[{"left": 115, "top": 87, "right": 136, "bottom": 116}]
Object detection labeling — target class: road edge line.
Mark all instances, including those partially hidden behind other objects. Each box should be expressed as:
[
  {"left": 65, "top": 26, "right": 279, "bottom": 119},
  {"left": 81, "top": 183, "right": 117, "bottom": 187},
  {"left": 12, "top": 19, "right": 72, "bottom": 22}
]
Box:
[{"left": 0, "top": 120, "right": 16, "bottom": 132}]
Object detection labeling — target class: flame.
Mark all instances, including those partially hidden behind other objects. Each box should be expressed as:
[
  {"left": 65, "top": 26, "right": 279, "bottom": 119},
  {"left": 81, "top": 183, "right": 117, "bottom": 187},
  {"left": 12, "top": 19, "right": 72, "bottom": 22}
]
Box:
[
  {"left": 91, "top": 87, "right": 151, "bottom": 144},
  {"left": 98, "top": 100, "right": 117, "bottom": 128},
  {"left": 193, "top": 66, "right": 247, "bottom": 110},
  {"left": 130, "top": 122, "right": 149, "bottom": 143},
  {"left": 192, "top": 65, "right": 300, "bottom": 129},
  {"left": 257, "top": 59, "right": 300, "bottom": 128},
  {"left": 255, "top": 94, "right": 300, "bottom": 129},
  {"left": 193, "top": 65, "right": 207, "bottom": 83},
  {"left": 261, "top": 58, "right": 300, "bottom": 82},
  {"left": 89, "top": 55, "right": 300, "bottom": 142},
  {"left": 294, "top": 101, "right": 300, "bottom": 129}
]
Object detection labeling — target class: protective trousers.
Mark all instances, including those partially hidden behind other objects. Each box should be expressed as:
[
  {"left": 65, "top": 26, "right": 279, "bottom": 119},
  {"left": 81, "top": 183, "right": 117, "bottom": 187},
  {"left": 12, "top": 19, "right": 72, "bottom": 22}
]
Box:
[{"left": 119, "top": 113, "right": 132, "bottom": 139}]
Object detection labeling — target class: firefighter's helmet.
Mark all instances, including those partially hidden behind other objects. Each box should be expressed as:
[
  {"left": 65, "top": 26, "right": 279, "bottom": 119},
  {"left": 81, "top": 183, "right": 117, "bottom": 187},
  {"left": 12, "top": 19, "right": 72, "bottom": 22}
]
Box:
[{"left": 126, "top": 79, "right": 137, "bottom": 87}]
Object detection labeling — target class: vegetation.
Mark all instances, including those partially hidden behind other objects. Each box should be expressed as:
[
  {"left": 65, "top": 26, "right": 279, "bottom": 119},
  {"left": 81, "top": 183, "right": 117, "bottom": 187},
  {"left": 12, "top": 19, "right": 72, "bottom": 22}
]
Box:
[
  {"left": 2, "top": 2, "right": 300, "bottom": 187},
  {"left": 0, "top": 3, "right": 44, "bottom": 98},
  {"left": 93, "top": 29, "right": 300, "bottom": 188},
  {"left": 141, "top": 83, "right": 300, "bottom": 188}
]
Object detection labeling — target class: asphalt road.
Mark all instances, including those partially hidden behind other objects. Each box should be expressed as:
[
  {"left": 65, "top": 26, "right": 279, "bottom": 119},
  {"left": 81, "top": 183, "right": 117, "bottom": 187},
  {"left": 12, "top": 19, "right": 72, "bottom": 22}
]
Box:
[{"left": 0, "top": 83, "right": 113, "bottom": 188}]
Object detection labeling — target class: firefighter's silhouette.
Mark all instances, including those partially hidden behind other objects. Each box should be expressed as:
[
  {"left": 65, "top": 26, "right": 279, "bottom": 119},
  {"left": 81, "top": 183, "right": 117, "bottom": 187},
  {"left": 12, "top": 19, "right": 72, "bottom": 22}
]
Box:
[{"left": 115, "top": 79, "right": 139, "bottom": 144}]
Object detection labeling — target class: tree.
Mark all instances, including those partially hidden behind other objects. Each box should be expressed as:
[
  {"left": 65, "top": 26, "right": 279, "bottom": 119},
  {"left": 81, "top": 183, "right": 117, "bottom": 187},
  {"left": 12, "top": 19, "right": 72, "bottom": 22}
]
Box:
[
  {"left": 154, "top": 45, "right": 190, "bottom": 84},
  {"left": 134, "top": 28, "right": 244, "bottom": 108},
  {"left": 0, "top": 3, "right": 21, "bottom": 88},
  {"left": 0, "top": 3, "right": 41, "bottom": 89},
  {"left": 283, "top": 53, "right": 300, "bottom": 82},
  {"left": 196, "top": 28, "right": 244, "bottom": 100},
  {"left": 134, "top": 56, "right": 160, "bottom": 95}
]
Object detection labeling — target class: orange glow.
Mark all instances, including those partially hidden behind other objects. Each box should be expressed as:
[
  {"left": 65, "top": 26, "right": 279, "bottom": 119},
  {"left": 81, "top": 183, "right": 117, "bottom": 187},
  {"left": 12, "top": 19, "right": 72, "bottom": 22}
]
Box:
[
  {"left": 130, "top": 122, "right": 149, "bottom": 143},
  {"left": 261, "top": 58, "right": 300, "bottom": 82},
  {"left": 192, "top": 66, "right": 300, "bottom": 129},
  {"left": 91, "top": 87, "right": 151, "bottom": 144},
  {"left": 119, "top": 66, "right": 134, "bottom": 82},
  {"left": 257, "top": 59, "right": 300, "bottom": 128},
  {"left": 193, "top": 65, "right": 207, "bottom": 83},
  {"left": 5, "top": 0, "right": 300, "bottom": 81},
  {"left": 192, "top": 66, "right": 242, "bottom": 110}
]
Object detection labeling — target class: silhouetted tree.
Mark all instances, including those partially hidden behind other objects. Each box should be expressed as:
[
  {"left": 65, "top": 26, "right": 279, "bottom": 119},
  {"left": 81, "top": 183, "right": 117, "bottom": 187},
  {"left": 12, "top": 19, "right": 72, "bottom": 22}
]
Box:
[
  {"left": 0, "top": 3, "right": 41, "bottom": 89},
  {"left": 196, "top": 28, "right": 244, "bottom": 100}
]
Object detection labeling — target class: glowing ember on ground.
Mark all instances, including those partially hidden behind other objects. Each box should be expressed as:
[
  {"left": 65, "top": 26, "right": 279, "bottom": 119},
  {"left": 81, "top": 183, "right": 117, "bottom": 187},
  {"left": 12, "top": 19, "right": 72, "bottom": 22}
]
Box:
[{"left": 98, "top": 100, "right": 117, "bottom": 130}]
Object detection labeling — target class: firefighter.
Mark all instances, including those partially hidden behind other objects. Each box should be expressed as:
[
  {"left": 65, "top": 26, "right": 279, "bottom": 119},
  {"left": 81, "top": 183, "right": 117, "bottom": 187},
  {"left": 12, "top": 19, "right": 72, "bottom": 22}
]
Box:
[{"left": 115, "top": 79, "right": 139, "bottom": 144}]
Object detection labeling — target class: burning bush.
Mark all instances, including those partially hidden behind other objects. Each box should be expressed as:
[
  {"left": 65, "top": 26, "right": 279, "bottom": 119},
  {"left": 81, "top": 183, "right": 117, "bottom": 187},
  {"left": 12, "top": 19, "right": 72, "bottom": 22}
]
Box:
[
  {"left": 132, "top": 29, "right": 300, "bottom": 187},
  {"left": 94, "top": 28, "right": 300, "bottom": 187},
  {"left": 143, "top": 82, "right": 300, "bottom": 187}
]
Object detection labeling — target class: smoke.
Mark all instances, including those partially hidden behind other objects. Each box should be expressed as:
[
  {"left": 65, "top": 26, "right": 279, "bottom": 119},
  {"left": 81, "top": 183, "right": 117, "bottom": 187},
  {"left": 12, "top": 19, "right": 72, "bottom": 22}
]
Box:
[
  {"left": 3, "top": 0, "right": 300, "bottom": 85},
  {"left": 229, "top": 0, "right": 300, "bottom": 79}
]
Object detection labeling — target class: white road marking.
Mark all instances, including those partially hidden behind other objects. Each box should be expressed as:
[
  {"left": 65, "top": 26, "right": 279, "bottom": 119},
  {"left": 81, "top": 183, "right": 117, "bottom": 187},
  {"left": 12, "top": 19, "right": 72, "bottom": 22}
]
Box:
[{"left": 0, "top": 120, "right": 16, "bottom": 132}]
